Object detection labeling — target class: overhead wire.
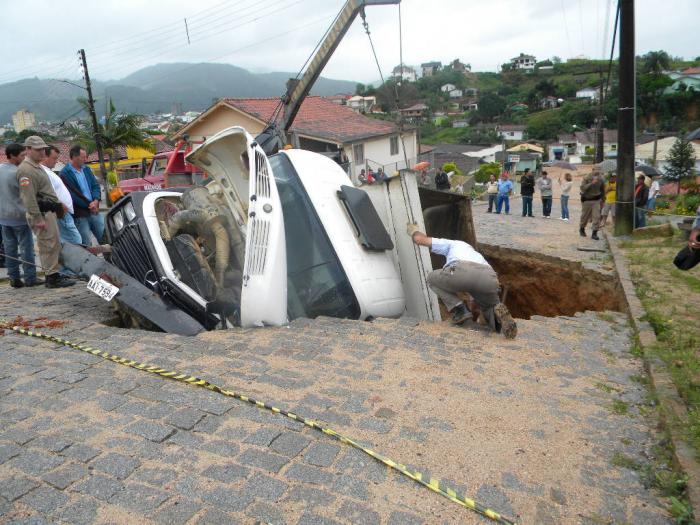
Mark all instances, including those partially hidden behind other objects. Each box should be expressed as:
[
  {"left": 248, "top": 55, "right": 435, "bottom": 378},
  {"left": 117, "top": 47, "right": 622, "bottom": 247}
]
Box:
[
  {"left": 577, "top": 0, "right": 585, "bottom": 56},
  {"left": 87, "top": 0, "right": 288, "bottom": 68},
  {"left": 602, "top": 0, "right": 613, "bottom": 60},
  {"left": 87, "top": 0, "right": 306, "bottom": 79},
  {"left": 559, "top": 0, "right": 573, "bottom": 59},
  {"left": 86, "top": 0, "right": 251, "bottom": 54},
  {"left": 100, "top": 13, "right": 336, "bottom": 105}
]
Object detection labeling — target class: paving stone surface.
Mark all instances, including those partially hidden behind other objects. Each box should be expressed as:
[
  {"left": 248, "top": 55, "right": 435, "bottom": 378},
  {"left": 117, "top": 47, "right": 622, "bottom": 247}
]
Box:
[{"left": 0, "top": 233, "right": 674, "bottom": 524}]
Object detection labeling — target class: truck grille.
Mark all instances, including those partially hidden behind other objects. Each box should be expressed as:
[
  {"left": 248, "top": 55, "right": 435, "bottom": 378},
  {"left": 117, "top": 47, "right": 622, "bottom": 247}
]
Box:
[
  {"left": 244, "top": 217, "right": 269, "bottom": 276},
  {"left": 111, "top": 223, "right": 156, "bottom": 284},
  {"left": 255, "top": 151, "right": 270, "bottom": 198}
]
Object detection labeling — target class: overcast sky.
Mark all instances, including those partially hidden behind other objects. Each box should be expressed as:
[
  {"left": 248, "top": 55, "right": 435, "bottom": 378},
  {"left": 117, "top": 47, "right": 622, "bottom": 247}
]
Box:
[{"left": 0, "top": 0, "right": 698, "bottom": 86}]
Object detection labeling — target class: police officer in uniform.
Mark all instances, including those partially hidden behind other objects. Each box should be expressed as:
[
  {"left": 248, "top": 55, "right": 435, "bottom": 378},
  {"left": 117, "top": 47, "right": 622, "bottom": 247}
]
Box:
[{"left": 16, "top": 136, "right": 74, "bottom": 288}]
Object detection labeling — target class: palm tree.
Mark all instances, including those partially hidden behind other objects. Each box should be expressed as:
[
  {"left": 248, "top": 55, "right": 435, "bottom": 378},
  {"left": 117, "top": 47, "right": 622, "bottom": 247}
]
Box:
[
  {"left": 68, "top": 98, "right": 154, "bottom": 201},
  {"left": 641, "top": 51, "right": 671, "bottom": 75}
]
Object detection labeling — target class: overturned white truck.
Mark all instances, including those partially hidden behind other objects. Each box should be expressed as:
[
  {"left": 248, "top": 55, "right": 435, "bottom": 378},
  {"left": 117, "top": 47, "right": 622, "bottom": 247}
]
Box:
[{"left": 96, "top": 127, "right": 458, "bottom": 333}]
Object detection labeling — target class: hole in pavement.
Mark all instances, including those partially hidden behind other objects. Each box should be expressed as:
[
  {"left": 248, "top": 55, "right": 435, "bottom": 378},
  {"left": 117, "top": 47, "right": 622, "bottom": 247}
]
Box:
[{"left": 477, "top": 244, "right": 625, "bottom": 320}]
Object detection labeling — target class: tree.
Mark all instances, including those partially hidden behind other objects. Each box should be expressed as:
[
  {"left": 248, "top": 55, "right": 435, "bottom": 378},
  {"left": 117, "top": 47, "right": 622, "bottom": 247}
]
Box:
[
  {"left": 640, "top": 51, "right": 671, "bottom": 75},
  {"left": 476, "top": 92, "right": 507, "bottom": 122},
  {"left": 68, "top": 98, "right": 152, "bottom": 171},
  {"left": 526, "top": 110, "right": 564, "bottom": 140},
  {"left": 67, "top": 98, "right": 153, "bottom": 200},
  {"left": 552, "top": 56, "right": 562, "bottom": 65},
  {"left": 664, "top": 135, "right": 697, "bottom": 194},
  {"left": 473, "top": 162, "right": 501, "bottom": 183}
]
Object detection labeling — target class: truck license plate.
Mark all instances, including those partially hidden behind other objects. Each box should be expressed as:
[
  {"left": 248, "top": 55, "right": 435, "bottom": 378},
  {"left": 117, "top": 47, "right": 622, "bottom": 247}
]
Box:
[{"left": 87, "top": 274, "right": 120, "bottom": 302}]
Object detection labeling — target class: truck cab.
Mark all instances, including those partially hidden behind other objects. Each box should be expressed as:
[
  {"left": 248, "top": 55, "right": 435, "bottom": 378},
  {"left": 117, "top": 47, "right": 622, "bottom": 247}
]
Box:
[{"left": 105, "top": 127, "right": 411, "bottom": 329}]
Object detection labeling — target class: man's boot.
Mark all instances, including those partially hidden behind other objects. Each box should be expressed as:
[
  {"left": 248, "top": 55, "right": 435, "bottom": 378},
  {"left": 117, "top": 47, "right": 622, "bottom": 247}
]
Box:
[
  {"left": 450, "top": 303, "right": 471, "bottom": 325},
  {"left": 45, "top": 274, "right": 75, "bottom": 289},
  {"left": 25, "top": 278, "right": 45, "bottom": 287},
  {"left": 591, "top": 230, "right": 600, "bottom": 240},
  {"left": 579, "top": 228, "right": 586, "bottom": 237},
  {"left": 9, "top": 279, "right": 23, "bottom": 288}
]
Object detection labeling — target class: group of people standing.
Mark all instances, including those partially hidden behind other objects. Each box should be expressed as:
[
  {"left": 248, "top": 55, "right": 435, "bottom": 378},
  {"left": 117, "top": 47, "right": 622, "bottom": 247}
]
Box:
[
  {"left": 0, "top": 136, "right": 104, "bottom": 288},
  {"left": 486, "top": 169, "right": 573, "bottom": 220}
]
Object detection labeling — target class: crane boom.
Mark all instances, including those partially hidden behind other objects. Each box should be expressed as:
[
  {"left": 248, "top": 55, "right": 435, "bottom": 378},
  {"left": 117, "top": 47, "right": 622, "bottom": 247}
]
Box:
[{"left": 256, "top": 0, "right": 400, "bottom": 154}]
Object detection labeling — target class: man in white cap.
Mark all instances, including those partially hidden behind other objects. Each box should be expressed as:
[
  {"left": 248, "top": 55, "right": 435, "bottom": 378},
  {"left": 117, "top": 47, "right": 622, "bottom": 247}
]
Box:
[{"left": 16, "top": 136, "right": 74, "bottom": 288}]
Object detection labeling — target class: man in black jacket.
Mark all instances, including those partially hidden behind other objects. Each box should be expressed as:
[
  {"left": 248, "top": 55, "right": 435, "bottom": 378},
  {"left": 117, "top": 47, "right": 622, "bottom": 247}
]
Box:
[
  {"left": 520, "top": 168, "right": 535, "bottom": 217},
  {"left": 634, "top": 173, "right": 649, "bottom": 228},
  {"left": 435, "top": 169, "right": 450, "bottom": 191}
]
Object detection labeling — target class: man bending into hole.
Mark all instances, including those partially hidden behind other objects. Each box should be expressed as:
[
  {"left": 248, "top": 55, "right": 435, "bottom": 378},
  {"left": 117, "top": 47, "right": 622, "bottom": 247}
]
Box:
[{"left": 407, "top": 223, "right": 517, "bottom": 339}]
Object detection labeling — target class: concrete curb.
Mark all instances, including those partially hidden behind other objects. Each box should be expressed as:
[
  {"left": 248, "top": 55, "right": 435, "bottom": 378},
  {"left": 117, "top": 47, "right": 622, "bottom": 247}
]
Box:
[{"left": 607, "top": 232, "right": 700, "bottom": 511}]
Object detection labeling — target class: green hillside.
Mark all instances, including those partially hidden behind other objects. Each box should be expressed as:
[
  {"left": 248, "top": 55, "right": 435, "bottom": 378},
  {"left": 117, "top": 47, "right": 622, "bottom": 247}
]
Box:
[{"left": 366, "top": 52, "right": 700, "bottom": 144}]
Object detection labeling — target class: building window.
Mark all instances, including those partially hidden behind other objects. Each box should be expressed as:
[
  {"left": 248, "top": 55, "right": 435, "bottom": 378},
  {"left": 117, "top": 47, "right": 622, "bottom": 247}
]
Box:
[
  {"left": 611, "top": 144, "right": 617, "bottom": 151},
  {"left": 390, "top": 136, "right": 399, "bottom": 156},
  {"left": 353, "top": 143, "right": 364, "bottom": 164}
]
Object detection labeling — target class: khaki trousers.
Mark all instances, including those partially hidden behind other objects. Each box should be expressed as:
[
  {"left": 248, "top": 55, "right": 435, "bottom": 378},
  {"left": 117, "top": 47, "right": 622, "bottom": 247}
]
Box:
[
  {"left": 427, "top": 261, "right": 500, "bottom": 312},
  {"left": 580, "top": 200, "right": 602, "bottom": 230},
  {"left": 29, "top": 212, "right": 61, "bottom": 276}
]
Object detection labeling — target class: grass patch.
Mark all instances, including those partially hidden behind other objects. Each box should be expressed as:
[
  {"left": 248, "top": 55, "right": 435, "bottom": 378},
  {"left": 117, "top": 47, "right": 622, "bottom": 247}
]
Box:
[
  {"left": 595, "top": 381, "right": 619, "bottom": 394},
  {"left": 596, "top": 312, "right": 617, "bottom": 323},
  {"left": 611, "top": 452, "right": 641, "bottom": 470},
  {"left": 611, "top": 399, "right": 630, "bottom": 415}
]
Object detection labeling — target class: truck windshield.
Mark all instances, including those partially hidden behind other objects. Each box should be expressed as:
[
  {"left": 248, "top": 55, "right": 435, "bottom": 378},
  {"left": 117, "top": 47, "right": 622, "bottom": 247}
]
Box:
[{"left": 269, "top": 154, "right": 360, "bottom": 320}]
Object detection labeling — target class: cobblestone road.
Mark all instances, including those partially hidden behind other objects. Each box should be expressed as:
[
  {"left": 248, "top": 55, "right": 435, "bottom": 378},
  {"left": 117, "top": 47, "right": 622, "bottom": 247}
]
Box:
[
  {"left": 0, "top": 278, "right": 673, "bottom": 524},
  {"left": 473, "top": 168, "right": 614, "bottom": 273}
]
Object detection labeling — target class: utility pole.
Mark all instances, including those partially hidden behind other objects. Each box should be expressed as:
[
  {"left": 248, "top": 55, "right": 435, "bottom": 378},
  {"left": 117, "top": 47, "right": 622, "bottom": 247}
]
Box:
[
  {"left": 595, "top": 69, "right": 605, "bottom": 164},
  {"left": 614, "top": 0, "right": 635, "bottom": 236},
  {"left": 79, "top": 49, "right": 108, "bottom": 188}
]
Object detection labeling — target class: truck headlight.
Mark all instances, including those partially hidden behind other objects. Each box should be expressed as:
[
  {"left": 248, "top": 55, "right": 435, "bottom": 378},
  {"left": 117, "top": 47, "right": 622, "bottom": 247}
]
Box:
[
  {"left": 123, "top": 201, "right": 136, "bottom": 222},
  {"left": 113, "top": 210, "right": 124, "bottom": 231}
]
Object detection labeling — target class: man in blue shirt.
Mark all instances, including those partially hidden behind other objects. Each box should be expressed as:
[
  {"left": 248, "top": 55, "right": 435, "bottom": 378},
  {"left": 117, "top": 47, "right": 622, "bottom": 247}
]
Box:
[
  {"left": 59, "top": 145, "right": 104, "bottom": 245},
  {"left": 407, "top": 223, "right": 517, "bottom": 339},
  {"left": 495, "top": 172, "right": 513, "bottom": 214}
]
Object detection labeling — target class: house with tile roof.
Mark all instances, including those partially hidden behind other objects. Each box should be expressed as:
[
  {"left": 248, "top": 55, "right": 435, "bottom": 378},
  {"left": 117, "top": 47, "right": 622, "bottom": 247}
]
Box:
[{"left": 175, "top": 96, "right": 418, "bottom": 181}]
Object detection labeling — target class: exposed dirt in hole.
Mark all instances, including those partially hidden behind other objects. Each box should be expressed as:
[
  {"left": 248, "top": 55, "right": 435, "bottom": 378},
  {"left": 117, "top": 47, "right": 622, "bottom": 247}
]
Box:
[{"left": 477, "top": 243, "right": 626, "bottom": 320}]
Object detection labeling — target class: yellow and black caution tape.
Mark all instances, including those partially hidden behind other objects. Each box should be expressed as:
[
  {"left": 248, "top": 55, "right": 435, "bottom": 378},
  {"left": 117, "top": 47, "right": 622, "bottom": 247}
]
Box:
[{"left": 5, "top": 324, "right": 516, "bottom": 525}]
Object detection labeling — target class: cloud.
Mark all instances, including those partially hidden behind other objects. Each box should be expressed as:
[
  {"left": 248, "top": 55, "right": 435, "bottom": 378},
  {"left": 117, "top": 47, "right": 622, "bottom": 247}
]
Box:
[{"left": 0, "top": 0, "right": 697, "bottom": 86}]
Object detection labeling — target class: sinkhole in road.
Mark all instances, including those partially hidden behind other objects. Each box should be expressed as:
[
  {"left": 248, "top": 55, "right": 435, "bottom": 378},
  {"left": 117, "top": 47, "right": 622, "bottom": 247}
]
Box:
[{"left": 476, "top": 243, "right": 625, "bottom": 320}]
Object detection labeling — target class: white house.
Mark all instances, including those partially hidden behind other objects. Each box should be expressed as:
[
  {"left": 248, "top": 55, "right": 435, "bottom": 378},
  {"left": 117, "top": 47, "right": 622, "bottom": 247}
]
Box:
[
  {"left": 346, "top": 95, "right": 377, "bottom": 114},
  {"left": 448, "top": 88, "right": 463, "bottom": 98},
  {"left": 498, "top": 125, "right": 526, "bottom": 141},
  {"left": 576, "top": 87, "right": 600, "bottom": 101},
  {"left": 174, "top": 96, "right": 417, "bottom": 184},
  {"left": 421, "top": 61, "right": 442, "bottom": 77},
  {"left": 392, "top": 64, "right": 417, "bottom": 82},
  {"left": 510, "top": 53, "right": 536, "bottom": 71},
  {"left": 440, "top": 83, "right": 457, "bottom": 93}
]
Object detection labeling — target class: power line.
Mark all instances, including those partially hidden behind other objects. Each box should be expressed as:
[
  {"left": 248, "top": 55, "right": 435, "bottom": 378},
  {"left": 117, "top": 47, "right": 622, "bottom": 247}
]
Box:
[
  {"left": 86, "top": 0, "right": 250, "bottom": 53},
  {"left": 560, "top": 0, "right": 573, "bottom": 59},
  {"left": 86, "top": 0, "right": 303, "bottom": 78},
  {"left": 602, "top": 0, "right": 613, "bottom": 59},
  {"left": 577, "top": 0, "right": 585, "bottom": 56},
  {"left": 101, "top": 14, "right": 336, "bottom": 103},
  {"left": 86, "top": 0, "right": 285, "bottom": 67}
]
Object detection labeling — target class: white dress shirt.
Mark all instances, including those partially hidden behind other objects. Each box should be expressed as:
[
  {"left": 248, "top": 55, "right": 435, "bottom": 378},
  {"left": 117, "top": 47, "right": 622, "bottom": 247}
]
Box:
[
  {"left": 41, "top": 164, "right": 74, "bottom": 215},
  {"left": 430, "top": 238, "right": 491, "bottom": 268}
]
